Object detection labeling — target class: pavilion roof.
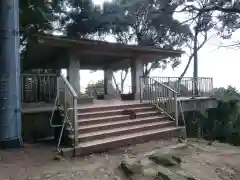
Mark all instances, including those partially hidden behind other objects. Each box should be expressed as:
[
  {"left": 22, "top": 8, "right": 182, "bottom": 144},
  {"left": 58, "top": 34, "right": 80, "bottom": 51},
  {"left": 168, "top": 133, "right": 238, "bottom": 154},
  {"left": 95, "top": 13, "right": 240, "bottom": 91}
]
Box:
[{"left": 24, "top": 34, "right": 184, "bottom": 70}]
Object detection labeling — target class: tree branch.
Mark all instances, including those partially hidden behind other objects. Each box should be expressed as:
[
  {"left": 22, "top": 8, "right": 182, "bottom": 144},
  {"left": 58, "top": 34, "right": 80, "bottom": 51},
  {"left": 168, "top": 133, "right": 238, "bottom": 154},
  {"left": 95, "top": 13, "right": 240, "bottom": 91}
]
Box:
[
  {"left": 218, "top": 41, "right": 240, "bottom": 49},
  {"left": 184, "top": 5, "right": 240, "bottom": 14},
  {"left": 121, "top": 69, "right": 129, "bottom": 92},
  {"left": 178, "top": 31, "right": 210, "bottom": 81},
  {"left": 112, "top": 73, "right": 121, "bottom": 94}
]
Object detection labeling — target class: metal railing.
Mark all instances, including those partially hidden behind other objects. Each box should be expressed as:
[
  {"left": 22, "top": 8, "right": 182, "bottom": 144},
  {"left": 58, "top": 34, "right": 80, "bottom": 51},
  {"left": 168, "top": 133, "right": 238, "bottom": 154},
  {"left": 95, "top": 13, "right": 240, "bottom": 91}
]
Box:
[
  {"left": 140, "top": 76, "right": 179, "bottom": 125},
  {"left": 55, "top": 73, "right": 78, "bottom": 148},
  {"left": 150, "top": 77, "right": 214, "bottom": 97},
  {"left": 20, "top": 73, "right": 57, "bottom": 103}
]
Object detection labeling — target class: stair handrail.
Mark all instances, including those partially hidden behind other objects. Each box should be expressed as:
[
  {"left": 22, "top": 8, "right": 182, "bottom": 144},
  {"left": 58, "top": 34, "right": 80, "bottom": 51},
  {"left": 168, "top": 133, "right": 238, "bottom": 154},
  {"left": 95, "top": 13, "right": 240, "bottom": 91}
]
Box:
[
  {"left": 49, "top": 73, "right": 78, "bottom": 149},
  {"left": 59, "top": 73, "right": 78, "bottom": 98},
  {"left": 150, "top": 77, "right": 178, "bottom": 94},
  {"left": 152, "top": 77, "right": 179, "bottom": 126},
  {"left": 140, "top": 76, "right": 179, "bottom": 126},
  {"left": 57, "top": 107, "right": 75, "bottom": 152},
  {"left": 58, "top": 73, "right": 78, "bottom": 147},
  {"left": 49, "top": 90, "right": 64, "bottom": 128},
  {"left": 150, "top": 77, "right": 187, "bottom": 137},
  {"left": 140, "top": 76, "right": 186, "bottom": 138}
]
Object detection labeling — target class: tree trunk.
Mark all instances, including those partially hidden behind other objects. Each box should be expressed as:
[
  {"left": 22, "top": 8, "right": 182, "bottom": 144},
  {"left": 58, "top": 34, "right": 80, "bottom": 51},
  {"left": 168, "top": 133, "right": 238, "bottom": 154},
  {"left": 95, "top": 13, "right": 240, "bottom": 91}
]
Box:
[{"left": 193, "top": 26, "right": 200, "bottom": 97}]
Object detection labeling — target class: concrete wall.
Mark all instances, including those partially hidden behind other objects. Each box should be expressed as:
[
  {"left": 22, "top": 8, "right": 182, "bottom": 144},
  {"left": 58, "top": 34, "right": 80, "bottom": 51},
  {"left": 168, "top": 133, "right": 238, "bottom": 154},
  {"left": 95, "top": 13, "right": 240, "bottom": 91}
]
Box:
[
  {"left": 156, "top": 98, "right": 218, "bottom": 114},
  {"left": 21, "top": 112, "right": 53, "bottom": 143}
]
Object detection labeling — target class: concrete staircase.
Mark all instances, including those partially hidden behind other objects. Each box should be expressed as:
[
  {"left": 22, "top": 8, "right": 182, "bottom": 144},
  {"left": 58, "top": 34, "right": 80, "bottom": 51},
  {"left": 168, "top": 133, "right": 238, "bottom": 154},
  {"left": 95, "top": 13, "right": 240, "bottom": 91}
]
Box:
[{"left": 63, "top": 103, "right": 182, "bottom": 156}]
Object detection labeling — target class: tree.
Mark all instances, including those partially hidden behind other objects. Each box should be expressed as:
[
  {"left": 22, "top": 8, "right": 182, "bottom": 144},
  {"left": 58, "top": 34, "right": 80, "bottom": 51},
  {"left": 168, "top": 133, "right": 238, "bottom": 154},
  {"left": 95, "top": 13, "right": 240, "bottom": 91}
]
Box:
[
  {"left": 20, "top": 0, "right": 63, "bottom": 73},
  {"left": 214, "top": 86, "right": 240, "bottom": 101},
  {"left": 185, "top": 86, "right": 240, "bottom": 143},
  {"left": 102, "top": 0, "right": 192, "bottom": 76},
  {"left": 60, "top": 0, "right": 108, "bottom": 38},
  {"left": 181, "top": 0, "right": 240, "bottom": 46},
  {"left": 20, "top": 0, "right": 59, "bottom": 46},
  {"left": 58, "top": 0, "right": 192, "bottom": 91},
  {"left": 177, "top": 9, "right": 214, "bottom": 96},
  {"left": 112, "top": 68, "right": 130, "bottom": 94}
]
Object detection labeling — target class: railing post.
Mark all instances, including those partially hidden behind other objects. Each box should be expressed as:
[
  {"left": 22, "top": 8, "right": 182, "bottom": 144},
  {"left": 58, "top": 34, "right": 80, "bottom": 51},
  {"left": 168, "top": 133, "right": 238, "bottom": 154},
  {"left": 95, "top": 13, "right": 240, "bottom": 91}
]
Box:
[
  {"left": 139, "top": 76, "right": 142, "bottom": 103},
  {"left": 210, "top": 78, "right": 214, "bottom": 96},
  {"left": 57, "top": 76, "right": 60, "bottom": 102},
  {"left": 174, "top": 93, "right": 178, "bottom": 126},
  {"left": 73, "top": 98, "right": 78, "bottom": 146}
]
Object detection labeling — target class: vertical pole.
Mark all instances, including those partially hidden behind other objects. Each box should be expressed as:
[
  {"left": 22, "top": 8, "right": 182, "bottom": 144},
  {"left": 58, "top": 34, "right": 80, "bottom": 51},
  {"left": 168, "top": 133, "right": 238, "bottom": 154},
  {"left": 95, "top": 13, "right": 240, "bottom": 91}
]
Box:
[
  {"left": 73, "top": 98, "right": 78, "bottom": 147},
  {"left": 139, "top": 76, "right": 142, "bottom": 103},
  {"left": 210, "top": 78, "right": 214, "bottom": 96},
  {"left": 0, "top": 0, "right": 23, "bottom": 148},
  {"left": 103, "top": 68, "right": 108, "bottom": 95},
  {"left": 174, "top": 93, "right": 178, "bottom": 126},
  {"left": 193, "top": 26, "right": 199, "bottom": 97}
]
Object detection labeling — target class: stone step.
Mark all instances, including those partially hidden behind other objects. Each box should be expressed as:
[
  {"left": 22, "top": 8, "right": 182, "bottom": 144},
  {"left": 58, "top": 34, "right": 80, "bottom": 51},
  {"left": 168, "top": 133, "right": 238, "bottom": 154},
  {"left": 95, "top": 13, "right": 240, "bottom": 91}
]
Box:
[
  {"left": 78, "top": 106, "right": 156, "bottom": 119},
  {"left": 78, "top": 114, "right": 129, "bottom": 126},
  {"left": 78, "top": 121, "right": 175, "bottom": 142},
  {"left": 77, "top": 110, "right": 163, "bottom": 126},
  {"left": 77, "top": 115, "right": 166, "bottom": 133},
  {"left": 78, "top": 103, "right": 151, "bottom": 113},
  {"left": 63, "top": 127, "right": 181, "bottom": 156}
]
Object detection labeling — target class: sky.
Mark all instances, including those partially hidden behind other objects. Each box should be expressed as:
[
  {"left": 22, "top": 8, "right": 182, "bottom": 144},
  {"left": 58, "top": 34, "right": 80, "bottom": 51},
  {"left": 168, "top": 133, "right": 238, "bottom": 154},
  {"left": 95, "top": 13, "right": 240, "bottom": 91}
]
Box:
[{"left": 71, "top": 0, "right": 240, "bottom": 93}]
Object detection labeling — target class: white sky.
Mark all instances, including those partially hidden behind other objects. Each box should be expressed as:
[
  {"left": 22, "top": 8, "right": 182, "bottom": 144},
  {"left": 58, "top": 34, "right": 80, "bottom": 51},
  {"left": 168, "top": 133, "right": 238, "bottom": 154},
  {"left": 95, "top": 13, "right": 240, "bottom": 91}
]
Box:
[{"left": 75, "top": 0, "right": 240, "bottom": 92}]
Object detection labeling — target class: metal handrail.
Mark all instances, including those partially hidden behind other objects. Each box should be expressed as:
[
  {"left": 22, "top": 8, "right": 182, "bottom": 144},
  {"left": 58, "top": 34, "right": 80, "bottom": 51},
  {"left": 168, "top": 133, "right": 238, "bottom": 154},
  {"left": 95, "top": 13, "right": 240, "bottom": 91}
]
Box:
[
  {"left": 49, "top": 89, "right": 64, "bottom": 128},
  {"left": 153, "top": 77, "right": 186, "bottom": 133},
  {"left": 58, "top": 73, "right": 78, "bottom": 147},
  {"left": 150, "top": 76, "right": 214, "bottom": 97},
  {"left": 59, "top": 73, "right": 78, "bottom": 98},
  {"left": 151, "top": 76, "right": 213, "bottom": 79},
  {"left": 49, "top": 73, "right": 78, "bottom": 151},
  {"left": 140, "top": 76, "right": 179, "bottom": 126},
  {"left": 149, "top": 77, "right": 178, "bottom": 94},
  {"left": 57, "top": 108, "right": 75, "bottom": 152},
  {"left": 21, "top": 73, "right": 57, "bottom": 76}
]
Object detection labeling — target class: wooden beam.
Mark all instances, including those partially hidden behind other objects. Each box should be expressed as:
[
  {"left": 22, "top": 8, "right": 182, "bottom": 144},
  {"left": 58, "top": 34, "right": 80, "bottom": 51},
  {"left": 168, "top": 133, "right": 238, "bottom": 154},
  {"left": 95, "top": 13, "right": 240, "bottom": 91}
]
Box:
[
  {"left": 109, "top": 59, "right": 131, "bottom": 70},
  {"left": 74, "top": 49, "right": 136, "bottom": 58}
]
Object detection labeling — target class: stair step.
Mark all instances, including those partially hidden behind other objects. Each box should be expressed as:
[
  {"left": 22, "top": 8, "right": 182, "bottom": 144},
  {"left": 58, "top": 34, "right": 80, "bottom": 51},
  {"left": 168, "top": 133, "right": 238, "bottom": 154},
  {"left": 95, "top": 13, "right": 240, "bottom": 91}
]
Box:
[
  {"left": 78, "top": 121, "right": 175, "bottom": 142},
  {"left": 69, "top": 127, "right": 181, "bottom": 155},
  {"left": 78, "top": 106, "right": 156, "bottom": 119},
  {"left": 77, "top": 115, "right": 167, "bottom": 133},
  {"left": 78, "top": 114, "right": 129, "bottom": 126},
  {"left": 78, "top": 110, "right": 162, "bottom": 126},
  {"left": 78, "top": 103, "right": 151, "bottom": 113}
]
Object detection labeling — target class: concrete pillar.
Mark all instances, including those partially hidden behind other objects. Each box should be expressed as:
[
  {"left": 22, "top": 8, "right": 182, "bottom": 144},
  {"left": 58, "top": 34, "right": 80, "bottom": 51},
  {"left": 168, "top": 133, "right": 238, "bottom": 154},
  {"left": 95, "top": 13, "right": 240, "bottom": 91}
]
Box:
[
  {"left": 131, "top": 59, "right": 144, "bottom": 100},
  {"left": 0, "top": 0, "right": 23, "bottom": 148},
  {"left": 67, "top": 55, "right": 80, "bottom": 96},
  {"left": 104, "top": 69, "right": 115, "bottom": 95}
]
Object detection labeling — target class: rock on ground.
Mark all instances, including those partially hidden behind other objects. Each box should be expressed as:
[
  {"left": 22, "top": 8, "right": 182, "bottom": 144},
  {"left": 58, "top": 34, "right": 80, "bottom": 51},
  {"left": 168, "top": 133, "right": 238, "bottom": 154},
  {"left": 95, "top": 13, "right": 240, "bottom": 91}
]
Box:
[{"left": 120, "top": 143, "right": 196, "bottom": 180}]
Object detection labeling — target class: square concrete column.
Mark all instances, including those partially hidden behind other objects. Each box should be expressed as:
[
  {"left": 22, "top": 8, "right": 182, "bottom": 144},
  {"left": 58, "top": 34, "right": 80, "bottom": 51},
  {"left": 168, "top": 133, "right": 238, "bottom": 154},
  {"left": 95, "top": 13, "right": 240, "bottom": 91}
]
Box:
[
  {"left": 104, "top": 69, "right": 115, "bottom": 95},
  {"left": 67, "top": 55, "right": 80, "bottom": 96},
  {"left": 131, "top": 59, "right": 144, "bottom": 100}
]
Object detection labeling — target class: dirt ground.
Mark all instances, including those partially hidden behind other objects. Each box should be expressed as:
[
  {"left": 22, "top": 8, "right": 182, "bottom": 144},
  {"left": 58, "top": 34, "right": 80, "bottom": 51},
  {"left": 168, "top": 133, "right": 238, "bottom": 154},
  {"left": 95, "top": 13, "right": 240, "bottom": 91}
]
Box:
[{"left": 1, "top": 138, "right": 240, "bottom": 180}]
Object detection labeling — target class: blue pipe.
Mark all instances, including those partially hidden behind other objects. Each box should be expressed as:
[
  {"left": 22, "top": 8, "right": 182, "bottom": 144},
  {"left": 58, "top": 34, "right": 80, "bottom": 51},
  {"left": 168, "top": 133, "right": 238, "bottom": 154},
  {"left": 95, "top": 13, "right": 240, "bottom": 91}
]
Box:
[{"left": 0, "top": 0, "right": 23, "bottom": 148}]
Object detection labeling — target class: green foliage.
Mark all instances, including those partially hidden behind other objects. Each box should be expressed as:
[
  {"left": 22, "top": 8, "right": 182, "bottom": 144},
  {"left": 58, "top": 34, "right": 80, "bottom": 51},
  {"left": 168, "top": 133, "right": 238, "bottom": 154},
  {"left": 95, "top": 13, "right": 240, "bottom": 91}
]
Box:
[
  {"left": 186, "top": 86, "right": 240, "bottom": 146},
  {"left": 20, "top": 0, "right": 61, "bottom": 70},
  {"left": 20, "top": 0, "right": 58, "bottom": 44},
  {"left": 213, "top": 86, "right": 240, "bottom": 101},
  {"left": 101, "top": 0, "right": 192, "bottom": 75},
  {"left": 63, "top": 0, "right": 107, "bottom": 37}
]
